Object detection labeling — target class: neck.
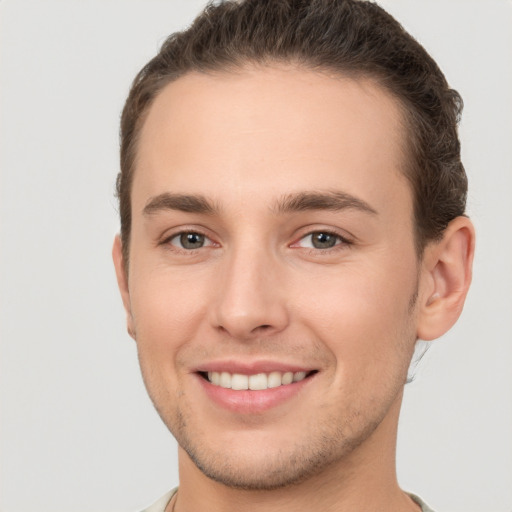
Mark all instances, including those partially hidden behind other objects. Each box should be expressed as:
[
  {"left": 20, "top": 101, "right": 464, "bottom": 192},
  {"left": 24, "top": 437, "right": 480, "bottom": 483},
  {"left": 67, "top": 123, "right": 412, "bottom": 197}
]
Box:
[{"left": 170, "top": 393, "right": 420, "bottom": 512}]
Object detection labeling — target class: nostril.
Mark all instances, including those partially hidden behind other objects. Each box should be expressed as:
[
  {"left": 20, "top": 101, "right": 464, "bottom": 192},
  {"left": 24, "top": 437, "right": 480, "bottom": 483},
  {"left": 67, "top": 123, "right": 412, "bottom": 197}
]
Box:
[{"left": 253, "top": 324, "right": 272, "bottom": 333}]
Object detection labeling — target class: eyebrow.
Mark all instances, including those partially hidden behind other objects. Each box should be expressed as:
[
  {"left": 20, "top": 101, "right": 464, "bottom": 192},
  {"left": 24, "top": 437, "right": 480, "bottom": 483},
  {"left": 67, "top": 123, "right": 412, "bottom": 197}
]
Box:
[
  {"left": 143, "top": 193, "right": 217, "bottom": 216},
  {"left": 272, "top": 191, "right": 378, "bottom": 215},
  {"left": 142, "top": 190, "right": 378, "bottom": 217}
]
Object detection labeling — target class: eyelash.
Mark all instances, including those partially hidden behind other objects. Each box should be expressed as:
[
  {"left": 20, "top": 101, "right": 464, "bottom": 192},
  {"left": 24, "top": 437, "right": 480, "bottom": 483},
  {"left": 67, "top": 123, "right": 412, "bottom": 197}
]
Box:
[
  {"left": 291, "top": 230, "right": 353, "bottom": 252},
  {"left": 161, "top": 229, "right": 216, "bottom": 253},
  {"left": 161, "top": 229, "right": 352, "bottom": 254}
]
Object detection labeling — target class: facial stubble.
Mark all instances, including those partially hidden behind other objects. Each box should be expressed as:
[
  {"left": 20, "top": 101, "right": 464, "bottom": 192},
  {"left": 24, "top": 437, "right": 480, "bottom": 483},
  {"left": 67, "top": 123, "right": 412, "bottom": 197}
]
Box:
[{"left": 141, "top": 292, "right": 419, "bottom": 492}]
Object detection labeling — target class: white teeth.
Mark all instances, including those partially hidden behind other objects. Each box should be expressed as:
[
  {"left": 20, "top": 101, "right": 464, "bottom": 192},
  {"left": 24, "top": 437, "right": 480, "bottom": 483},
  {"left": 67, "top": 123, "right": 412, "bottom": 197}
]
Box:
[
  {"left": 281, "top": 371, "right": 293, "bottom": 385},
  {"left": 249, "top": 373, "right": 267, "bottom": 390},
  {"left": 267, "top": 371, "right": 282, "bottom": 388},
  {"left": 293, "top": 371, "right": 306, "bottom": 382},
  {"left": 220, "top": 372, "right": 231, "bottom": 388},
  {"left": 206, "top": 370, "right": 309, "bottom": 390},
  {"left": 231, "top": 374, "right": 249, "bottom": 390}
]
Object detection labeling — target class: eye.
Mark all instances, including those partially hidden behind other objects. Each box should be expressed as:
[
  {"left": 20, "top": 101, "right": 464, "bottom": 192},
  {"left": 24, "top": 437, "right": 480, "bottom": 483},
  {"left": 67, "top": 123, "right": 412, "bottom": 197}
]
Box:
[
  {"left": 296, "top": 231, "right": 346, "bottom": 249},
  {"left": 168, "top": 231, "right": 212, "bottom": 250}
]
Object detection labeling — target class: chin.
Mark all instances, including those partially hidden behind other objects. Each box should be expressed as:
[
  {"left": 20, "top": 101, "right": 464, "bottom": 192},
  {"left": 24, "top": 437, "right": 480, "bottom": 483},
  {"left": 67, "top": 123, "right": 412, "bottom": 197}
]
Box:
[
  {"left": 172, "top": 414, "right": 381, "bottom": 491},
  {"left": 185, "top": 445, "right": 333, "bottom": 490}
]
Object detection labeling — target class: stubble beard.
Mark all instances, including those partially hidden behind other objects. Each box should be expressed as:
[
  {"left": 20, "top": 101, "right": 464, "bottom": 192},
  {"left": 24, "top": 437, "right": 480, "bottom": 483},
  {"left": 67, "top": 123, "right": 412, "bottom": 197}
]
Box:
[
  {"left": 158, "top": 374, "right": 405, "bottom": 492},
  {"left": 144, "top": 286, "right": 420, "bottom": 492},
  {"left": 172, "top": 407, "right": 384, "bottom": 491},
  {"left": 147, "top": 360, "right": 415, "bottom": 491}
]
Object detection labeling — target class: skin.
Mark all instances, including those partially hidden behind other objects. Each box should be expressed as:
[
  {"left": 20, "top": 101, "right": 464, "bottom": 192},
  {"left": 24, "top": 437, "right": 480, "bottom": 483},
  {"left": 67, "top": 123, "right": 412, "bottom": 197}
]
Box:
[{"left": 113, "top": 65, "right": 475, "bottom": 512}]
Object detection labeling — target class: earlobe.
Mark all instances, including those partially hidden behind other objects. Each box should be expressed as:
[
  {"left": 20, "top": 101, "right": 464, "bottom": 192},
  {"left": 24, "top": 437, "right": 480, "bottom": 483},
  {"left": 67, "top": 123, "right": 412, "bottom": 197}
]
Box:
[
  {"left": 417, "top": 216, "right": 475, "bottom": 341},
  {"left": 112, "top": 235, "right": 136, "bottom": 340}
]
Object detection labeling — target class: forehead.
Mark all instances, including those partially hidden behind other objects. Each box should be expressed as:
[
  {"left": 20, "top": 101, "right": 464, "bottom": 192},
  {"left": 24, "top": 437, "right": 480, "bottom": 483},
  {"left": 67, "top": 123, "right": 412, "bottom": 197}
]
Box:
[{"left": 134, "top": 65, "right": 410, "bottom": 218}]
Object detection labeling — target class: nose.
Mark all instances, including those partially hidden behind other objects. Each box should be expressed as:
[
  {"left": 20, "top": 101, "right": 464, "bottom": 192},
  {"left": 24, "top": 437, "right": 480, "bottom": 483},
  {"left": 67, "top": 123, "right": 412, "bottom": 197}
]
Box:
[{"left": 210, "top": 245, "right": 290, "bottom": 340}]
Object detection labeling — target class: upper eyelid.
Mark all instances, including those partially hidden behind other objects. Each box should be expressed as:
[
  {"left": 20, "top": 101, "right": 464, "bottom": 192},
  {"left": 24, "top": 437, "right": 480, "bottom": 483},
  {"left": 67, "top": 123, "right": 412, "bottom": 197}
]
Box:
[
  {"left": 162, "top": 231, "right": 218, "bottom": 253},
  {"left": 296, "top": 233, "right": 347, "bottom": 246},
  {"left": 287, "top": 232, "right": 353, "bottom": 255},
  {"left": 158, "top": 226, "right": 354, "bottom": 247},
  {"left": 293, "top": 227, "right": 353, "bottom": 244},
  {"left": 160, "top": 226, "right": 215, "bottom": 243}
]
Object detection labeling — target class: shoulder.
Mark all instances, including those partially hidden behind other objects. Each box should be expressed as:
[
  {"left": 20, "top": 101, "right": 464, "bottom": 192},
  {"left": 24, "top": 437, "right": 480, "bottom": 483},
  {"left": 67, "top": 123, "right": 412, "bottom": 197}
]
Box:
[
  {"left": 139, "top": 488, "right": 177, "bottom": 512},
  {"left": 408, "top": 493, "right": 436, "bottom": 512},
  {"left": 139, "top": 489, "right": 434, "bottom": 512}
]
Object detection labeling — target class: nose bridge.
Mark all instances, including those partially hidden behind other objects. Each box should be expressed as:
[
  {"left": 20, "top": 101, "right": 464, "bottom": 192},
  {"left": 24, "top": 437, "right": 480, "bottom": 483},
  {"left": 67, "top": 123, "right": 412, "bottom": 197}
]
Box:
[{"left": 212, "top": 239, "right": 289, "bottom": 339}]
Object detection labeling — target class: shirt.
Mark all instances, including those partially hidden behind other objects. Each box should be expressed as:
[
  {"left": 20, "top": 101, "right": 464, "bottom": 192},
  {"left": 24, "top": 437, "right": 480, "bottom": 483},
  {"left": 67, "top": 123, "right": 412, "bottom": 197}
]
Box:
[{"left": 140, "top": 488, "right": 436, "bottom": 512}]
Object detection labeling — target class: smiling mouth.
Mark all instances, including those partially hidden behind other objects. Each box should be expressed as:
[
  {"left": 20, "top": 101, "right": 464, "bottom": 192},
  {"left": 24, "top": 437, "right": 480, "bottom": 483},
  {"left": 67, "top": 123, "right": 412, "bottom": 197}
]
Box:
[{"left": 199, "top": 370, "right": 317, "bottom": 390}]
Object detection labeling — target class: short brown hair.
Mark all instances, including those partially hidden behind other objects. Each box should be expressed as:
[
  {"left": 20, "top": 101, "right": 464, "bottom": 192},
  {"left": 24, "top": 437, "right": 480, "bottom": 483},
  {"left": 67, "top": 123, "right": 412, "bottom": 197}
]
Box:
[{"left": 117, "top": 0, "right": 467, "bottom": 264}]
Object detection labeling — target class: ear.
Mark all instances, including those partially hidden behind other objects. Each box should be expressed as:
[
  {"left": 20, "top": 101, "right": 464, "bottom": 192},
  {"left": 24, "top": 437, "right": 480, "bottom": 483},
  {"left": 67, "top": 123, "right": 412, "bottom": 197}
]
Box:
[
  {"left": 112, "top": 235, "right": 135, "bottom": 339},
  {"left": 416, "top": 216, "right": 475, "bottom": 341}
]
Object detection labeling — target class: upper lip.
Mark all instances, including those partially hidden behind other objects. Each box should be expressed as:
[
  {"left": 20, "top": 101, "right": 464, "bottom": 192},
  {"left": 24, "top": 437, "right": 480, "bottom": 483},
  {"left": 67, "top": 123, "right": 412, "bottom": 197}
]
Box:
[{"left": 194, "top": 360, "right": 315, "bottom": 375}]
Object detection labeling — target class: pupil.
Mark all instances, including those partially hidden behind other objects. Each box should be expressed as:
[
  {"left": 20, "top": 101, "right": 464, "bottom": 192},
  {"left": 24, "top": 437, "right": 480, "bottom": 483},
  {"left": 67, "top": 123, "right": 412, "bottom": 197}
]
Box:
[
  {"left": 312, "top": 232, "right": 336, "bottom": 249},
  {"left": 181, "top": 232, "right": 204, "bottom": 249}
]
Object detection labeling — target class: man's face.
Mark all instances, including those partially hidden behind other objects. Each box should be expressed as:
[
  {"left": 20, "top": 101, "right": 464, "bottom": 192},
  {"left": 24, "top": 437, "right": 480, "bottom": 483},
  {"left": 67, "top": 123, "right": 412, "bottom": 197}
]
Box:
[{"left": 120, "top": 66, "right": 424, "bottom": 489}]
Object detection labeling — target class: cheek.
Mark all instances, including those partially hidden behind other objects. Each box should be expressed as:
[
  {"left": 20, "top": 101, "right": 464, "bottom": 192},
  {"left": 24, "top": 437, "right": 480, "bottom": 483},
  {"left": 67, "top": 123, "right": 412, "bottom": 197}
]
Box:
[
  {"left": 129, "top": 270, "right": 214, "bottom": 418},
  {"left": 294, "top": 259, "right": 418, "bottom": 364},
  {"left": 130, "top": 268, "right": 212, "bottom": 359}
]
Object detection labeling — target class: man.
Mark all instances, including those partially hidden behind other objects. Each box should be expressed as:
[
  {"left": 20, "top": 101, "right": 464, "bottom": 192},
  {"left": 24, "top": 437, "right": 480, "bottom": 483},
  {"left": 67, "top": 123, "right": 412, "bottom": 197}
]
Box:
[{"left": 112, "top": 1, "right": 475, "bottom": 511}]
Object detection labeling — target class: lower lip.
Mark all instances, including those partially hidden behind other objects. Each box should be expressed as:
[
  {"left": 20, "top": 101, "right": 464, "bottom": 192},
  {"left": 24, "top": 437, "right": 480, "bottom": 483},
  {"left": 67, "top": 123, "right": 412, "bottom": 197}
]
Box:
[{"left": 196, "top": 374, "right": 314, "bottom": 413}]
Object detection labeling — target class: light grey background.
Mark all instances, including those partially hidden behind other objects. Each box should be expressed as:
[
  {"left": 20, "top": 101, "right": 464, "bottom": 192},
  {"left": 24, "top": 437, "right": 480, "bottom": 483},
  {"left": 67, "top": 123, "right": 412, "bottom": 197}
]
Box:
[{"left": 1, "top": 1, "right": 511, "bottom": 511}]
